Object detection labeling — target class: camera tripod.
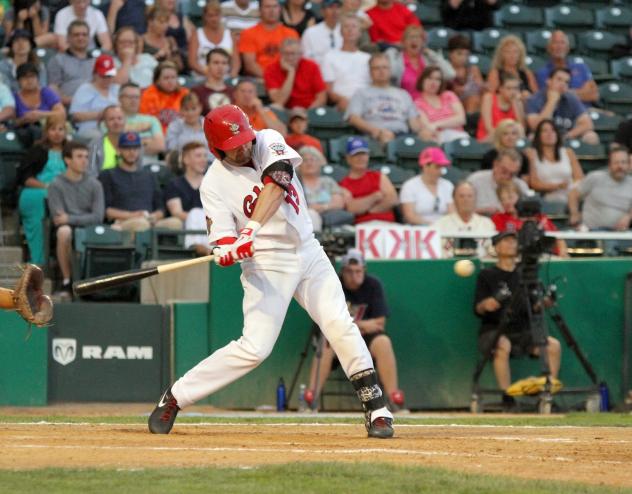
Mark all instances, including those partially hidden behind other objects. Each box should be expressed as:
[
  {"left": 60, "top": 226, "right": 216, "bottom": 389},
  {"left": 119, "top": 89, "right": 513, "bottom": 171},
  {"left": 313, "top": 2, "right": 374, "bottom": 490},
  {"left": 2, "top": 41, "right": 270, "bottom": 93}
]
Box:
[{"left": 471, "top": 265, "right": 601, "bottom": 414}]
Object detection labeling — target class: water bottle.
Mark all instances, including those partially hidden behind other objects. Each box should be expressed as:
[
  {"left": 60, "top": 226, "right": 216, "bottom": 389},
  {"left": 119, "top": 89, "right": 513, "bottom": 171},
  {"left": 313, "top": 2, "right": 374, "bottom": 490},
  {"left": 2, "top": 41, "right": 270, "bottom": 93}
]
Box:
[
  {"left": 276, "top": 377, "right": 286, "bottom": 411},
  {"left": 599, "top": 382, "right": 610, "bottom": 412},
  {"left": 298, "top": 384, "right": 307, "bottom": 413}
]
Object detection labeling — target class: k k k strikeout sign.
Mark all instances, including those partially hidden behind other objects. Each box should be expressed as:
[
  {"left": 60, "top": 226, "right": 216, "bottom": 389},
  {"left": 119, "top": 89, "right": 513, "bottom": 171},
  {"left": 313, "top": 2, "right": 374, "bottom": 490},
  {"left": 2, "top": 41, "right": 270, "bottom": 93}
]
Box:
[{"left": 356, "top": 225, "right": 442, "bottom": 260}]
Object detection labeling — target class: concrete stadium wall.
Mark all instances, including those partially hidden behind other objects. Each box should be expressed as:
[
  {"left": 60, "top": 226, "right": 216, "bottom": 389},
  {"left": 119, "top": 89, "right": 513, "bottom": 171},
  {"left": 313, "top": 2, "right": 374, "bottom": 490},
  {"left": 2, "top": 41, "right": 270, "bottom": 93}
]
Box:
[{"left": 183, "top": 258, "right": 632, "bottom": 410}]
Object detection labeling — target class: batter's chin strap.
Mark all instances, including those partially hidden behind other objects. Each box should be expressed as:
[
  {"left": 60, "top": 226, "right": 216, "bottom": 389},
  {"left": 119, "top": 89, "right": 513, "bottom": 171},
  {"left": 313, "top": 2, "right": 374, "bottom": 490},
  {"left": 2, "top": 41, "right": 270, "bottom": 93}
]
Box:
[{"left": 350, "top": 369, "right": 388, "bottom": 412}]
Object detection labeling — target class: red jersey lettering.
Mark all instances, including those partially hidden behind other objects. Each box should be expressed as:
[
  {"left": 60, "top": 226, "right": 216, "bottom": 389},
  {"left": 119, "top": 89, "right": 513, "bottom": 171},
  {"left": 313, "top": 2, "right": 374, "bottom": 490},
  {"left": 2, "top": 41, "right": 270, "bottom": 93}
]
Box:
[
  {"left": 242, "top": 186, "right": 262, "bottom": 218},
  {"left": 285, "top": 183, "right": 300, "bottom": 214}
]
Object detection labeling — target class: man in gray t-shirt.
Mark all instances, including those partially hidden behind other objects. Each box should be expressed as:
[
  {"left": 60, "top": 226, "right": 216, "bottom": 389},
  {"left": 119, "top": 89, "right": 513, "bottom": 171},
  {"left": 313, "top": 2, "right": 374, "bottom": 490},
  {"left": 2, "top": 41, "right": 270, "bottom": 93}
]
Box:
[
  {"left": 569, "top": 147, "right": 632, "bottom": 230},
  {"left": 345, "top": 52, "right": 420, "bottom": 145},
  {"left": 468, "top": 149, "right": 532, "bottom": 216}
]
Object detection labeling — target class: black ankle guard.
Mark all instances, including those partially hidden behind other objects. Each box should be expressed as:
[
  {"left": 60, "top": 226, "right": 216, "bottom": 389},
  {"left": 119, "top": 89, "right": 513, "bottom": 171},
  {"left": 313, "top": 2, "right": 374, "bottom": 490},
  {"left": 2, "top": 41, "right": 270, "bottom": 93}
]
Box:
[{"left": 350, "top": 369, "right": 387, "bottom": 411}]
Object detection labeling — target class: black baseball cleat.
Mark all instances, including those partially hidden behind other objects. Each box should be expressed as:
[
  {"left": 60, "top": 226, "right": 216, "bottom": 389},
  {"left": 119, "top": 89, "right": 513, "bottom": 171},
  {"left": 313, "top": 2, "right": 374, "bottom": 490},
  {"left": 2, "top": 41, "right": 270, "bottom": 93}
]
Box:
[
  {"left": 368, "top": 416, "right": 394, "bottom": 439},
  {"left": 148, "top": 387, "right": 180, "bottom": 434}
]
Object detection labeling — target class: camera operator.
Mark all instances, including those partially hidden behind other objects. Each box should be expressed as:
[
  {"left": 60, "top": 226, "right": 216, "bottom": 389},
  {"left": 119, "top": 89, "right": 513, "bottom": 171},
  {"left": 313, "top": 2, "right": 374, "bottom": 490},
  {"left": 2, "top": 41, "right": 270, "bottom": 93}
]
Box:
[
  {"left": 474, "top": 231, "right": 562, "bottom": 408},
  {"left": 492, "top": 183, "right": 568, "bottom": 257}
]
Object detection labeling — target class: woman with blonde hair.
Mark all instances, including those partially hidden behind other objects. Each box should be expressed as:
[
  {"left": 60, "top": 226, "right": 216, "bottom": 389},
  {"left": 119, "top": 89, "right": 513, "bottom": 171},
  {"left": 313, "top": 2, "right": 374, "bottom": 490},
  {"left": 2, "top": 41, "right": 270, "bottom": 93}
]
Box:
[
  {"left": 481, "top": 119, "right": 529, "bottom": 178},
  {"left": 297, "top": 145, "right": 350, "bottom": 231},
  {"left": 487, "top": 35, "right": 537, "bottom": 99},
  {"left": 187, "top": 0, "right": 239, "bottom": 77}
]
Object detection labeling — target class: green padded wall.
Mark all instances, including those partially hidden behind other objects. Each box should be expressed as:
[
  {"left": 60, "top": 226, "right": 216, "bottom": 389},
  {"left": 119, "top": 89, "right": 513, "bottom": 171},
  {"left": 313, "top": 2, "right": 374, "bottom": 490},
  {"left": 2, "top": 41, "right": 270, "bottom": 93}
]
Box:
[
  {"left": 191, "top": 258, "right": 632, "bottom": 410},
  {"left": 0, "top": 312, "right": 47, "bottom": 406}
]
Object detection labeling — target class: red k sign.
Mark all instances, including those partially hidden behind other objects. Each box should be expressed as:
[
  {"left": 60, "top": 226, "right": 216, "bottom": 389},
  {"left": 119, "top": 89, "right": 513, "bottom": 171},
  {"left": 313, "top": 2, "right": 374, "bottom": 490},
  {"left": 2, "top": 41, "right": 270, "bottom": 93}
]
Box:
[{"left": 356, "top": 225, "right": 442, "bottom": 260}]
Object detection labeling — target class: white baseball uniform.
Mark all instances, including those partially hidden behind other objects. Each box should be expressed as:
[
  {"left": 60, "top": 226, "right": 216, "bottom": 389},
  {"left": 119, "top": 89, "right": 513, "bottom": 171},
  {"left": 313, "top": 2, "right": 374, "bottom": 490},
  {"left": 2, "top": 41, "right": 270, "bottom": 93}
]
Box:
[{"left": 171, "top": 129, "right": 375, "bottom": 408}]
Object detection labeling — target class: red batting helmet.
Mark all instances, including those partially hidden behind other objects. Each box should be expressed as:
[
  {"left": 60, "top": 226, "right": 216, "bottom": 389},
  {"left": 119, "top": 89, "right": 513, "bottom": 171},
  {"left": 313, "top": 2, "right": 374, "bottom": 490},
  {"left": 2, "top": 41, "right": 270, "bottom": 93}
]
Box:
[{"left": 204, "top": 105, "right": 256, "bottom": 159}]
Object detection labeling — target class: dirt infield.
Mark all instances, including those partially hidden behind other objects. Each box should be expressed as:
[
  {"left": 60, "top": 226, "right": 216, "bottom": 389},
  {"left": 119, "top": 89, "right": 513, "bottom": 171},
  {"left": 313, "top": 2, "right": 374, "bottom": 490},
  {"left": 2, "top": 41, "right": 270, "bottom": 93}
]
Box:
[{"left": 1, "top": 405, "right": 632, "bottom": 488}]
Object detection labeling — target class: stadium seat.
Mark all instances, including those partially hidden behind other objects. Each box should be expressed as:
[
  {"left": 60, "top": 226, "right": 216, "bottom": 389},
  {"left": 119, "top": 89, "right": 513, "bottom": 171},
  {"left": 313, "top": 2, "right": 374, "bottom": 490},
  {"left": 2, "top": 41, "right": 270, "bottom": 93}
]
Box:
[
  {"left": 35, "top": 47, "right": 57, "bottom": 65},
  {"left": 74, "top": 226, "right": 137, "bottom": 300},
  {"left": 611, "top": 57, "right": 632, "bottom": 83},
  {"left": 370, "top": 163, "right": 415, "bottom": 189},
  {"left": 270, "top": 106, "right": 288, "bottom": 124},
  {"left": 494, "top": 4, "right": 544, "bottom": 32},
  {"left": 0, "top": 130, "right": 26, "bottom": 208},
  {"left": 177, "top": 75, "right": 197, "bottom": 88},
  {"left": 568, "top": 55, "right": 610, "bottom": 82},
  {"left": 577, "top": 31, "right": 627, "bottom": 57},
  {"left": 599, "top": 81, "right": 632, "bottom": 115},
  {"left": 525, "top": 30, "right": 576, "bottom": 55},
  {"left": 386, "top": 135, "right": 438, "bottom": 169},
  {"left": 328, "top": 135, "right": 385, "bottom": 164},
  {"left": 143, "top": 162, "right": 174, "bottom": 190},
  {"left": 545, "top": 5, "right": 595, "bottom": 34},
  {"left": 472, "top": 28, "right": 512, "bottom": 55},
  {"left": 443, "top": 138, "right": 492, "bottom": 172},
  {"left": 407, "top": 2, "right": 442, "bottom": 27},
  {"left": 426, "top": 27, "right": 458, "bottom": 51},
  {"left": 307, "top": 106, "right": 353, "bottom": 140},
  {"left": 321, "top": 163, "right": 348, "bottom": 182},
  {"left": 589, "top": 110, "right": 623, "bottom": 145},
  {"left": 443, "top": 165, "right": 467, "bottom": 186},
  {"left": 187, "top": 0, "right": 206, "bottom": 25},
  {"left": 468, "top": 53, "right": 491, "bottom": 77},
  {"left": 595, "top": 5, "right": 632, "bottom": 36},
  {"left": 525, "top": 54, "right": 547, "bottom": 73},
  {"left": 566, "top": 139, "right": 608, "bottom": 172}
]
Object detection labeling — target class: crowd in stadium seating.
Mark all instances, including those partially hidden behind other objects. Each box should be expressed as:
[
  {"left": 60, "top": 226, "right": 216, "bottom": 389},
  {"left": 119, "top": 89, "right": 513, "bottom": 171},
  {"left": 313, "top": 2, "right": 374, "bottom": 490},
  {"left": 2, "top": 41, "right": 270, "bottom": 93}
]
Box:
[{"left": 1, "top": 0, "right": 632, "bottom": 300}]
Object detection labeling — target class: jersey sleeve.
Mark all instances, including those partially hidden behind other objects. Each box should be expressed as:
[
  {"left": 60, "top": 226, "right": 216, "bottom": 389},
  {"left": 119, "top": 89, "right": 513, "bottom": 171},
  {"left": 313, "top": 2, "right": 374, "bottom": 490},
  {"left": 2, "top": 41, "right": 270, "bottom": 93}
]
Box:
[
  {"left": 199, "top": 178, "right": 238, "bottom": 245},
  {"left": 254, "top": 129, "right": 302, "bottom": 173}
]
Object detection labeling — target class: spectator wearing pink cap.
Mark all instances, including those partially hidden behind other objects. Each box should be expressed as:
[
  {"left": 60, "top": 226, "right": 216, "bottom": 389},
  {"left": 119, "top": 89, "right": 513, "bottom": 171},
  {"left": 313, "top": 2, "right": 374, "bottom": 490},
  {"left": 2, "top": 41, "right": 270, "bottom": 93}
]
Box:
[
  {"left": 70, "top": 54, "right": 121, "bottom": 138},
  {"left": 399, "top": 147, "right": 454, "bottom": 225}
]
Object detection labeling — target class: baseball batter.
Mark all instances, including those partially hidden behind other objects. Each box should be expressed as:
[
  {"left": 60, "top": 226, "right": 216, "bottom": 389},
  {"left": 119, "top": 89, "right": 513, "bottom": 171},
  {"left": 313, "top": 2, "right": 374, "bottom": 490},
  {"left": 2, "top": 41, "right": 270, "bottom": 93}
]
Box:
[{"left": 148, "top": 105, "right": 394, "bottom": 438}]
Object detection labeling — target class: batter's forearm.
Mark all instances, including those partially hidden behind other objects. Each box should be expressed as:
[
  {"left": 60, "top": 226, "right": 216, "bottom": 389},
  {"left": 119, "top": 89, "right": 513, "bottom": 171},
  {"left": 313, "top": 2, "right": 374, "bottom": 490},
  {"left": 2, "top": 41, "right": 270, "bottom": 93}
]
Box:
[{"left": 250, "top": 182, "right": 285, "bottom": 227}]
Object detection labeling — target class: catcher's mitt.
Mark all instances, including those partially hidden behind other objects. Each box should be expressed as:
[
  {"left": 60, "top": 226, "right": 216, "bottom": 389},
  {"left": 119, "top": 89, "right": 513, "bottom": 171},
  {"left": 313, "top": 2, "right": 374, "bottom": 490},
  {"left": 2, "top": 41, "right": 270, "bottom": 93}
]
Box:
[
  {"left": 506, "top": 376, "right": 563, "bottom": 397},
  {"left": 12, "top": 264, "right": 53, "bottom": 327}
]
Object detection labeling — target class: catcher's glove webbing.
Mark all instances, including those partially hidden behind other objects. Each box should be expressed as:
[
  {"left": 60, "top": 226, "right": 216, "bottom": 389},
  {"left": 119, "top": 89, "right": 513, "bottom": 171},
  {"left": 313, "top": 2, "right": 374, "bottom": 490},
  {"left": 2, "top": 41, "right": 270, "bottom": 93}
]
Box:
[{"left": 12, "top": 264, "right": 53, "bottom": 327}]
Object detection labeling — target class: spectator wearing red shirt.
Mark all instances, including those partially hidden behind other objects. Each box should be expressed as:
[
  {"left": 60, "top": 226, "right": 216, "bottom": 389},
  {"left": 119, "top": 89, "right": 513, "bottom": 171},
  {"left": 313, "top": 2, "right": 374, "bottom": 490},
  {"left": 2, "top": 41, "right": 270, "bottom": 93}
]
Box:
[
  {"left": 491, "top": 182, "right": 568, "bottom": 257},
  {"left": 366, "top": 0, "right": 420, "bottom": 46},
  {"left": 264, "top": 38, "right": 327, "bottom": 109},
  {"left": 339, "top": 136, "right": 398, "bottom": 224}
]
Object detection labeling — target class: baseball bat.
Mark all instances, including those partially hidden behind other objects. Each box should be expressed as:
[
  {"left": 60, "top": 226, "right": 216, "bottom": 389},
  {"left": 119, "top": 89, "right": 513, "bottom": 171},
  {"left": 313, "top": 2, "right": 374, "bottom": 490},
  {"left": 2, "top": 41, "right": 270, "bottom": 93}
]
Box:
[{"left": 72, "top": 254, "right": 215, "bottom": 296}]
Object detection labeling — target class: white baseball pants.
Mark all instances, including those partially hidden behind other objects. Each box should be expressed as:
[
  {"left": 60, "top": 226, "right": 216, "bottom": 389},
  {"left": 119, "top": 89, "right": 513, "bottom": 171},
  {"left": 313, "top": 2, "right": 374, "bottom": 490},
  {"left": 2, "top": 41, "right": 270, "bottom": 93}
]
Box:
[{"left": 172, "top": 238, "right": 373, "bottom": 407}]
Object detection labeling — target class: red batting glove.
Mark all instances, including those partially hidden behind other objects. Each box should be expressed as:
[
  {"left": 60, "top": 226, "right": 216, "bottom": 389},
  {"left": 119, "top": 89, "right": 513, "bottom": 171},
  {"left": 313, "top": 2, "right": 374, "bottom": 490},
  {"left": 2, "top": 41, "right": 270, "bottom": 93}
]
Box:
[
  {"left": 212, "top": 244, "right": 235, "bottom": 267},
  {"left": 231, "top": 221, "right": 261, "bottom": 260}
]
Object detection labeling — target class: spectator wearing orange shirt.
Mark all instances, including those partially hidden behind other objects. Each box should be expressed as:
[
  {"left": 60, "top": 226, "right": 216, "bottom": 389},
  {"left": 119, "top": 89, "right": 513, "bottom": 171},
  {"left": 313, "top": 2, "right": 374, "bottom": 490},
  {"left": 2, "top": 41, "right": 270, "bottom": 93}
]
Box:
[
  {"left": 139, "top": 61, "right": 188, "bottom": 134},
  {"left": 232, "top": 79, "right": 287, "bottom": 135},
  {"left": 238, "top": 0, "right": 299, "bottom": 78},
  {"left": 264, "top": 38, "right": 326, "bottom": 110},
  {"left": 366, "top": 0, "right": 420, "bottom": 47}
]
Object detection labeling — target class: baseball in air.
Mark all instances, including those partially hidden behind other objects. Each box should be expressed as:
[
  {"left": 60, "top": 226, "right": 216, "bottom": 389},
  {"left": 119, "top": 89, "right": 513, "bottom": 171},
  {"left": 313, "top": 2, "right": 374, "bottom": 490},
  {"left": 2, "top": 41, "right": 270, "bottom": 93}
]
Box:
[{"left": 454, "top": 259, "right": 475, "bottom": 277}]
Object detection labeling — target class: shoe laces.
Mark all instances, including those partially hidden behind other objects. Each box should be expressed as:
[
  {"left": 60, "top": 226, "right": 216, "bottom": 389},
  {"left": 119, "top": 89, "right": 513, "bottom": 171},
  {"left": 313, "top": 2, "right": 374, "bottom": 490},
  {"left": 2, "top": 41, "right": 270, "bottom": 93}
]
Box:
[{"left": 160, "top": 398, "right": 178, "bottom": 422}]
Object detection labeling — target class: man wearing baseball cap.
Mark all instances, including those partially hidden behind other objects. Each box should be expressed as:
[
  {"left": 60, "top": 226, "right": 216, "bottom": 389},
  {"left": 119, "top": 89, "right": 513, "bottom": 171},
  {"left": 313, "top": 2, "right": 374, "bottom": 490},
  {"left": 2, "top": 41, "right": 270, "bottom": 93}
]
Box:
[
  {"left": 400, "top": 146, "right": 454, "bottom": 225},
  {"left": 474, "top": 230, "right": 562, "bottom": 409},
  {"left": 306, "top": 248, "right": 406, "bottom": 411},
  {"left": 98, "top": 131, "right": 181, "bottom": 232},
  {"left": 70, "top": 54, "right": 120, "bottom": 137},
  {"left": 339, "top": 136, "right": 398, "bottom": 224}
]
